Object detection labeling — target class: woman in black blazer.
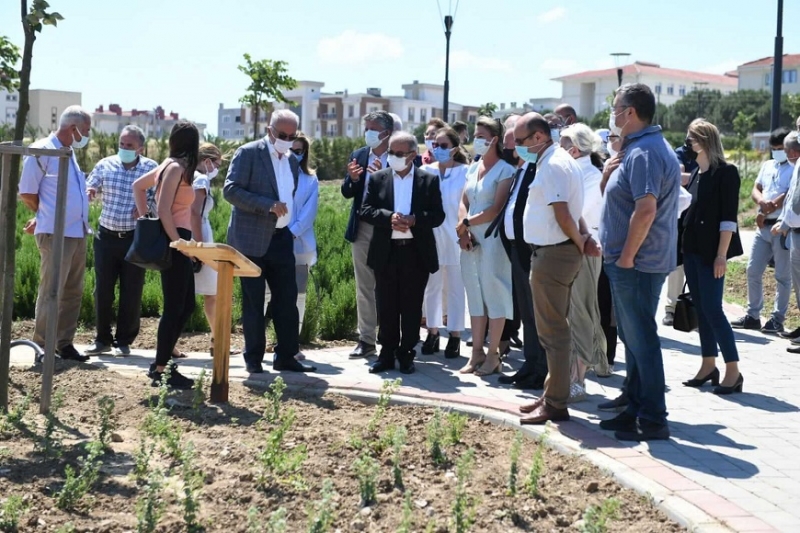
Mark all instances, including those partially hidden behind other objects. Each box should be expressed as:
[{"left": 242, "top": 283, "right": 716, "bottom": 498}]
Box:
[{"left": 681, "top": 119, "right": 744, "bottom": 395}]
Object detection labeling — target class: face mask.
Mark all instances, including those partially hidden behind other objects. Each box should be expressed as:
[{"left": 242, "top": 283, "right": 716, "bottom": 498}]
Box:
[
  {"left": 424, "top": 139, "right": 435, "bottom": 152},
  {"left": 294, "top": 153, "right": 304, "bottom": 163},
  {"left": 118, "top": 148, "right": 138, "bottom": 164},
  {"left": 473, "top": 138, "right": 491, "bottom": 156},
  {"left": 72, "top": 128, "right": 90, "bottom": 149},
  {"left": 205, "top": 161, "right": 219, "bottom": 179},
  {"left": 608, "top": 110, "right": 627, "bottom": 136},
  {"left": 515, "top": 140, "right": 548, "bottom": 164},
  {"left": 365, "top": 130, "right": 383, "bottom": 149},
  {"left": 607, "top": 144, "right": 618, "bottom": 159},
  {"left": 683, "top": 141, "right": 698, "bottom": 161},
  {"left": 433, "top": 147, "right": 452, "bottom": 163},
  {"left": 550, "top": 128, "right": 561, "bottom": 143},
  {"left": 273, "top": 137, "right": 294, "bottom": 153},
  {"left": 501, "top": 148, "right": 519, "bottom": 166},
  {"left": 773, "top": 149, "right": 788, "bottom": 164},
  {"left": 388, "top": 154, "right": 409, "bottom": 172}
]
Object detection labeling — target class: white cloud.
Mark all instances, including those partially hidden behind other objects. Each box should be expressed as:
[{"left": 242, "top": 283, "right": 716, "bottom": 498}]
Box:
[
  {"left": 702, "top": 59, "right": 741, "bottom": 74},
  {"left": 540, "top": 59, "right": 579, "bottom": 72},
  {"left": 317, "top": 30, "right": 403, "bottom": 65},
  {"left": 537, "top": 7, "right": 566, "bottom": 23},
  {"left": 444, "top": 50, "right": 512, "bottom": 72}
]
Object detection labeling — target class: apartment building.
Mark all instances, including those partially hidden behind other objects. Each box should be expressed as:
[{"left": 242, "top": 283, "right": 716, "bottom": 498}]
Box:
[
  {"left": 92, "top": 104, "right": 207, "bottom": 138},
  {"left": 1, "top": 88, "right": 82, "bottom": 135},
  {"left": 737, "top": 53, "right": 800, "bottom": 94}
]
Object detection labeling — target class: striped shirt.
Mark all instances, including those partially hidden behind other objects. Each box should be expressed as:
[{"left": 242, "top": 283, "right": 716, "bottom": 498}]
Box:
[
  {"left": 87, "top": 154, "right": 158, "bottom": 231},
  {"left": 600, "top": 125, "right": 681, "bottom": 274}
]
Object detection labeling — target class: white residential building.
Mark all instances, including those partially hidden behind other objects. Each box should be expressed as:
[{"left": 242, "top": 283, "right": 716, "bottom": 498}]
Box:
[
  {"left": 737, "top": 53, "right": 800, "bottom": 94},
  {"left": 1, "top": 88, "right": 82, "bottom": 135},
  {"left": 1, "top": 88, "right": 19, "bottom": 125},
  {"left": 552, "top": 61, "right": 738, "bottom": 118},
  {"left": 92, "top": 103, "right": 206, "bottom": 138}
]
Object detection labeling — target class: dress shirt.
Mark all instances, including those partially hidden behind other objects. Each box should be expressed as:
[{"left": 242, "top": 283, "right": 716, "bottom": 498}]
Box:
[
  {"left": 522, "top": 145, "right": 584, "bottom": 246},
  {"left": 504, "top": 164, "right": 528, "bottom": 240},
  {"left": 87, "top": 154, "right": 158, "bottom": 231},
  {"left": 391, "top": 170, "right": 415, "bottom": 240},
  {"left": 267, "top": 139, "right": 295, "bottom": 228},
  {"left": 576, "top": 156, "right": 604, "bottom": 241},
  {"left": 363, "top": 149, "right": 389, "bottom": 202},
  {"left": 779, "top": 163, "right": 800, "bottom": 229},
  {"left": 18, "top": 133, "right": 91, "bottom": 238},
  {"left": 756, "top": 159, "right": 793, "bottom": 209}
]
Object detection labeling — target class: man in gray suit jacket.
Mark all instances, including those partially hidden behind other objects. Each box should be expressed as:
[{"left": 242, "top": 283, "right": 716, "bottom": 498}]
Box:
[{"left": 223, "top": 109, "right": 316, "bottom": 374}]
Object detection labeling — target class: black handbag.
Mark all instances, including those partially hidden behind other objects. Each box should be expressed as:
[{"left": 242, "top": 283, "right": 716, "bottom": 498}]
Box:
[
  {"left": 125, "top": 165, "right": 180, "bottom": 271},
  {"left": 673, "top": 283, "right": 698, "bottom": 332}
]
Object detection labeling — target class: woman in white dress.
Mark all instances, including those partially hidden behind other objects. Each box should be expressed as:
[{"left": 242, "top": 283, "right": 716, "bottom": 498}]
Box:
[
  {"left": 420, "top": 126, "right": 469, "bottom": 359},
  {"left": 190, "top": 142, "right": 223, "bottom": 345},
  {"left": 456, "top": 117, "right": 515, "bottom": 376}
]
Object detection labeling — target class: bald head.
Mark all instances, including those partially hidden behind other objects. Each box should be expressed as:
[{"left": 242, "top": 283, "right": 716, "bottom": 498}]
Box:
[
  {"left": 555, "top": 103, "right": 577, "bottom": 126},
  {"left": 515, "top": 112, "right": 550, "bottom": 140}
]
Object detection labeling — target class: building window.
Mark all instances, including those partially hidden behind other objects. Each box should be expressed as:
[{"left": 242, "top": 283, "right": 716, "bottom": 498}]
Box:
[
  {"left": 679, "top": 85, "right": 686, "bottom": 97},
  {"left": 249, "top": 127, "right": 254, "bottom": 134},
  {"left": 348, "top": 105, "right": 354, "bottom": 118},
  {"left": 655, "top": 83, "right": 662, "bottom": 94},
  {"left": 236, "top": 128, "right": 244, "bottom": 136},
  {"left": 5, "top": 94, "right": 17, "bottom": 102},
  {"left": 222, "top": 129, "right": 230, "bottom": 136},
  {"left": 5, "top": 108, "right": 16, "bottom": 121},
  {"left": 421, "top": 108, "right": 427, "bottom": 122},
  {"left": 765, "top": 73, "right": 771, "bottom": 87},
  {"left": 50, "top": 106, "right": 58, "bottom": 130},
  {"left": 666, "top": 84, "right": 674, "bottom": 96},
  {"left": 235, "top": 116, "right": 241, "bottom": 123},
  {"left": 223, "top": 116, "right": 231, "bottom": 123},
  {"left": 408, "top": 107, "right": 415, "bottom": 122},
  {"left": 468, "top": 114, "right": 476, "bottom": 124},
  {"left": 784, "top": 70, "right": 798, "bottom": 84}
]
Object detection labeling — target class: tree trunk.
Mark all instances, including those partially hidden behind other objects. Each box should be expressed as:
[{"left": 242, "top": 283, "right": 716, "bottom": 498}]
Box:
[
  {"left": 0, "top": 0, "right": 34, "bottom": 412},
  {"left": 253, "top": 101, "right": 260, "bottom": 141}
]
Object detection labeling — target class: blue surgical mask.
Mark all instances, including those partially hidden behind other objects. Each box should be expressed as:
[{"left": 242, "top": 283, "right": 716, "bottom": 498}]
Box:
[
  {"left": 71, "top": 128, "right": 90, "bottom": 150},
  {"left": 773, "top": 149, "right": 788, "bottom": 164},
  {"left": 365, "top": 130, "right": 383, "bottom": 149},
  {"left": 515, "top": 145, "right": 538, "bottom": 164},
  {"left": 294, "top": 153, "right": 304, "bottom": 163},
  {"left": 118, "top": 148, "right": 137, "bottom": 164},
  {"left": 433, "top": 147, "right": 452, "bottom": 163},
  {"left": 550, "top": 128, "right": 561, "bottom": 143}
]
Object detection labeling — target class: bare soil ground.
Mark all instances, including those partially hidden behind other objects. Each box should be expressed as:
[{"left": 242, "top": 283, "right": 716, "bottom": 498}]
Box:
[{"left": 0, "top": 363, "right": 684, "bottom": 532}]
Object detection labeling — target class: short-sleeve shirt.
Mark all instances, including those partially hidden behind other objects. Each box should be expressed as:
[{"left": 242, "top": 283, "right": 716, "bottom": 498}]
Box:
[
  {"left": 87, "top": 154, "right": 158, "bottom": 231},
  {"left": 600, "top": 125, "right": 681, "bottom": 274},
  {"left": 18, "top": 134, "right": 91, "bottom": 238},
  {"left": 522, "top": 145, "right": 584, "bottom": 246},
  {"left": 755, "top": 160, "right": 793, "bottom": 206},
  {"left": 192, "top": 172, "right": 215, "bottom": 220}
]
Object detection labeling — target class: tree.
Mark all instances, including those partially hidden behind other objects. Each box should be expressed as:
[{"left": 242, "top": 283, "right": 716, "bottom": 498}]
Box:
[
  {"left": 238, "top": 54, "right": 297, "bottom": 138},
  {"left": 477, "top": 102, "right": 498, "bottom": 118},
  {"left": 0, "top": 0, "right": 63, "bottom": 412},
  {"left": 0, "top": 35, "right": 20, "bottom": 93}
]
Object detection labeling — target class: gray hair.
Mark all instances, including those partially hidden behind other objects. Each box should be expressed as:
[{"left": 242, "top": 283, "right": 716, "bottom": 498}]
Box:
[
  {"left": 389, "top": 112, "right": 403, "bottom": 131},
  {"left": 389, "top": 131, "right": 417, "bottom": 153},
  {"left": 504, "top": 115, "right": 520, "bottom": 130},
  {"left": 59, "top": 105, "right": 91, "bottom": 128},
  {"left": 120, "top": 125, "right": 146, "bottom": 147},
  {"left": 560, "top": 123, "right": 601, "bottom": 156},
  {"left": 270, "top": 109, "right": 299, "bottom": 128},
  {"left": 785, "top": 131, "right": 800, "bottom": 152},
  {"left": 363, "top": 110, "right": 393, "bottom": 132}
]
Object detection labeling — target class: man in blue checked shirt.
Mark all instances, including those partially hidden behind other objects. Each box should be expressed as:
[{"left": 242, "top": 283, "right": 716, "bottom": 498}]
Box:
[{"left": 84, "top": 125, "right": 157, "bottom": 356}]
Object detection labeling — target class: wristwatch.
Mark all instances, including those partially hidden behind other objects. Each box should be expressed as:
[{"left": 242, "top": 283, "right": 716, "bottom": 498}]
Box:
[{"left": 462, "top": 217, "right": 471, "bottom": 227}]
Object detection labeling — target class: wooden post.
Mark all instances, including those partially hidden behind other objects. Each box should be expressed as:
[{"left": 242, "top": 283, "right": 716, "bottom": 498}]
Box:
[
  {"left": 0, "top": 153, "right": 11, "bottom": 411},
  {"left": 39, "top": 156, "right": 70, "bottom": 414},
  {"left": 211, "top": 261, "right": 234, "bottom": 403}
]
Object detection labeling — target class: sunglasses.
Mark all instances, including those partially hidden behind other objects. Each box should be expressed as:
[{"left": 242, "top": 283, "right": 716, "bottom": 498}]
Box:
[
  {"left": 290, "top": 148, "right": 305, "bottom": 156},
  {"left": 431, "top": 142, "right": 452, "bottom": 149},
  {"left": 271, "top": 127, "right": 297, "bottom": 142},
  {"left": 388, "top": 150, "right": 413, "bottom": 158}
]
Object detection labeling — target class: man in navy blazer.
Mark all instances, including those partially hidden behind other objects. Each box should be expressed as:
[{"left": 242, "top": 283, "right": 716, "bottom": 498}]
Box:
[
  {"left": 224, "top": 109, "right": 316, "bottom": 374},
  {"left": 361, "top": 131, "right": 445, "bottom": 374},
  {"left": 341, "top": 110, "right": 394, "bottom": 359}
]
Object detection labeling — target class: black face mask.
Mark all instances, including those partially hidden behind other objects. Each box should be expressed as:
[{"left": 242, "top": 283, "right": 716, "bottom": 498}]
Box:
[
  {"left": 502, "top": 148, "right": 520, "bottom": 167},
  {"left": 683, "top": 141, "right": 698, "bottom": 161}
]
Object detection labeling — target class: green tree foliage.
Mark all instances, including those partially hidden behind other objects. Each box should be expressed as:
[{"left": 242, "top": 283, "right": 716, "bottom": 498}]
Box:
[
  {"left": 238, "top": 54, "right": 297, "bottom": 138},
  {"left": 0, "top": 35, "right": 20, "bottom": 92},
  {"left": 477, "top": 102, "right": 498, "bottom": 117}
]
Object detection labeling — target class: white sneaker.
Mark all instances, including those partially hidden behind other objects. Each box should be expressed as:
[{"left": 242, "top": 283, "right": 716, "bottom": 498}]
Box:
[{"left": 568, "top": 383, "right": 587, "bottom": 403}]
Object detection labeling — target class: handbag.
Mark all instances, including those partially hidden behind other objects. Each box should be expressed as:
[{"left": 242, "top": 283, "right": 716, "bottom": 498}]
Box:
[
  {"left": 673, "top": 282, "right": 698, "bottom": 332},
  {"left": 125, "top": 164, "right": 181, "bottom": 271}
]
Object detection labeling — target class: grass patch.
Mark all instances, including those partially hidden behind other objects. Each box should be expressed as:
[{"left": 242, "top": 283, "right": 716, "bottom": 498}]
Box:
[{"left": 724, "top": 259, "right": 800, "bottom": 331}]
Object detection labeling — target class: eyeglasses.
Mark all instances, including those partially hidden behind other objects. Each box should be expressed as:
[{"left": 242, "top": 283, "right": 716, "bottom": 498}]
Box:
[
  {"left": 290, "top": 149, "right": 304, "bottom": 156},
  {"left": 431, "top": 142, "right": 451, "bottom": 149},
  {"left": 514, "top": 131, "right": 536, "bottom": 146},
  {"left": 388, "top": 150, "right": 412, "bottom": 158},
  {"left": 271, "top": 127, "right": 297, "bottom": 141},
  {"left": 608, "top": 135, "right": 620, "bottom": 142},
  {"left": 611, "top": 104, "right": 629, "bottom": 113}
]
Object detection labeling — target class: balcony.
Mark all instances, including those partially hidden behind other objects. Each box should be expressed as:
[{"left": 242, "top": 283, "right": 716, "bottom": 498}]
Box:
[{"left": 319, "top": 113, "right": 337, "bottom": 119}]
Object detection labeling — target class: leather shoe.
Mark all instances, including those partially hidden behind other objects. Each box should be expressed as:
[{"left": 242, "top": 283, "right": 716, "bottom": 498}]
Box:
[
  {"left": 520, "top": 403, "right": 570, "bottom": 425},
  {"left": 398, "top": 361, "right": 416, "bottom": 374},
  {"left": 615, "top": 420, "right": 670, "bottom": 442},
  {"left": 509, "top": 334, "right": 523, "bottom": 349},
  {"left": 246, "top": 363, "right": 264, "bottom": 374},
  {"left": 788, "top": 345, "right": 800, "bottom": 354},
  {"left": 599, "top": 411, "right": 636, "bottom": 432},
  {"left": 518, "top": 396, "right": 544, "bottom": 414},
  {"left": 273, "top": 358, "right": 316, "bottom": 372},
  {"left": 369, "top": 359, "right": 396, "bottom": 373},
  {"left": 514, "top": 375, "right": 545, "bottom": 390},
  {"left": 349, "top": 341, "right": 377, "bottom": 359},
  {"left": 57, "top": 345, "right": 90, "bottom": 362},
  {"left": 498, "top": 369, "right": 530, "bottom": 385}
]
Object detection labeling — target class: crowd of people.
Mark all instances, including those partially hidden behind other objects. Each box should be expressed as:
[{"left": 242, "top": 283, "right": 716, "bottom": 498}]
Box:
[{"left": 18, "top": 84, "right": 800, "bottom": 442}]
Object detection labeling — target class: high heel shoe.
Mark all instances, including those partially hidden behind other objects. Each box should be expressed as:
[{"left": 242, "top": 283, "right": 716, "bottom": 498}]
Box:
[
  {"left": 421, "top": 332, "right": 440, "bottom": 355},
  {"left": 713, "top": 373, "right": 744, "bottom": 395},
  {"left": 682, "top": 367, "right": 720, "bottom": 388},
  {"left": 444, "top": 336, "right": 461, "bottom": 359},
  {"left": 498, "top": 341, "right": 511, "bottom": 361},
  {"left": 475, "top": 353, "right": 501, "bottom": 377},
  {"left": 459, "top": 352, "right": 485, "bottom": 374}
]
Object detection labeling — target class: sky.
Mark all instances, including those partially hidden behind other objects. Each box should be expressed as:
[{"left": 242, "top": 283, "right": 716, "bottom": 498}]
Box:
[{"left": 0, "top": 0, "right": 796, "bottom": 136}]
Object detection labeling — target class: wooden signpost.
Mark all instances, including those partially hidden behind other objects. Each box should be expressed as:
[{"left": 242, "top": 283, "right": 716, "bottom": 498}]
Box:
[{"left": 170, "top": 240, "right": 260, "bottom": 403}]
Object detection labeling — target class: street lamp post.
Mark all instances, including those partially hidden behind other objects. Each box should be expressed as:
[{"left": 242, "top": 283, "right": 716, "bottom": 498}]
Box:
[
  {"left": 770, "top": 0, "right": 784, "bottom": 132},
  {"left": 610, "top": 52, "right": 631, "bottom": 87},
  {"left": 443, "top": 15, "right": 454, "bottom": 123}
]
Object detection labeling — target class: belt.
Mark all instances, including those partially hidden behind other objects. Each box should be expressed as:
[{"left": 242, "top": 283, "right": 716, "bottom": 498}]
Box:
[
  {"left": 391, "top": 239, "right": 414, "bottom": 247},
  {"left": 792, "top": 228, "right": 800, "bottom": 234},
  {"left": 530, "top": 238, "right": 572, "bottom": 252},
  {"left": 764, "top": 218, "right": 778, "bottom": 224},
  {"left": 273, "top": 227, "right": 286, "bottom": 235},
  {"left": 99, "top": 225, "right": 134, "bottom": 239}
]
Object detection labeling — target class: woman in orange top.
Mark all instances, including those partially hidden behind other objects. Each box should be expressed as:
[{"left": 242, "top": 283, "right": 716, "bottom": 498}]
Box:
[{"left": 133, "top": 120, "right": 199, "bottom": 389}]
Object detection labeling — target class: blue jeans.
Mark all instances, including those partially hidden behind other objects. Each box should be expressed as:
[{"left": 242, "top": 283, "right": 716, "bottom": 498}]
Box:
[
  {"left": 683, "top": 253, "right": 739, "bottom": 363},
  {"left": 604, "top": 263, "right": 668, "bottom": 425}
]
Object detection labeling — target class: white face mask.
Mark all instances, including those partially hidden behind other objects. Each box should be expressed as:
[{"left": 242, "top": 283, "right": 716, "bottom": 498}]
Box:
[
  {"left": 424, "top": 139, "right": 435, "bottom": 152},
  {"left": 473, "top": 138, "right": 491, "bottom": 156},
  {"left": 550, "top": 128, "right": 561, "bottom": 143},
  {"left": 608, "top": 109, "right": 628, "bottom": 136},
  {"left": 773, "top": 149, "right": 788, "bottom": 164},
  {"left": 388, "top": 154, "right": 409, "bottom": 172},
  {"left": 273, "top": 137, "right": 294, "bottom": 153},
  {"left": 205, "top": 161, "right": 219, "bottom": 179},
  {"left": 71, "top": 128, "right": 90, "bottom": 149}
]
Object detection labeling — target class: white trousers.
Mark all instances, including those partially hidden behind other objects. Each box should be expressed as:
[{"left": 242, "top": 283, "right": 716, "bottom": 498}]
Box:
[{"left": 423, "top": 264, "right": 465, "bottom": 332}]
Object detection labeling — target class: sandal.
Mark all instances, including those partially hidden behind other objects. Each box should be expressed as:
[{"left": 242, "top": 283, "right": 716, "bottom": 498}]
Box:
[
  {"left": 474, "top": 352, "right": 501, "bottom": 377},
  {"left": 459, "top": 351, "right": 486, "bottom": 374},
  {"left": 171, "top": 350, "right": 188, "bottom": 359}
]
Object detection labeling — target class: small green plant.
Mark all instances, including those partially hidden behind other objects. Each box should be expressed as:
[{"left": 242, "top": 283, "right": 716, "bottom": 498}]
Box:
[
  {"left": 257, "top": 408, "right": 307, "bottom": 487},
  {"left": 192, "top": 369, "right": 207, "bottom": 412},
  {"left": 306, "top": 479, "right": 336, "bottom": 533},
  {"left": 55, "top": 524, "right": 75, "bottom": 533},
  {"left": 266, "top": 507, "right": 288, "bottom": 533},
  {"left": 446, "top": 411, "right": 468, "bottom": 445},
  {"left": 426, "top": 408, "right": 446, "bottom": 465},
  {"left": 347, "top": 431, "right": 365, "bottom": 450},
  {"left": 391, "top": 425, "right": 407, "bottom": 488},
  {"left": 507, "top": 430, "right": 524, "bottom": 496},
  {"left": 181, "top": 443, "right": 205, "bottom": 532},
  {"left": 263, "top": 376, "right": 287, "bottom": 424},
  {"left": 56, "top": 440, "right": 104, "bottom": 511},
  {"left": 368, "top": 378, "right": 401, "bottom": 433},
  {"left": 581, "top": 498, "right": 620, "bottom": 533},
  {"left": 353, "top": 452, "right": 379, "bottom": 507},
  {"left": 6, "top": 394, "right": 31, "bottom": 429},
  {"left": 136, "top": 468, "right": 165, "bottom": 533},
  {"left": 246, "top": 507, "right": 261, "bottom": 533},
  {"left": 38, "top": 391, "right": 65, "bottom": 458},
  {"left": 97, "top": 396, "right": 116, "bottom": 449},
  {"left": 525, "top": 434, "right": 547, "bottom": 497},
  {"left": 142, "top": 368, "right": 183, "bottom": 461},
  {"left": 424, "top": 521, "right": 437, "bottom": 533},
  {"left": 133, "top": 436, "right": 155, "bottom": 485},
  {"left": 451, "top": 449, "right": 477, "bottom": 533},
  {"left": 397, "top": 491, "right": 414, "bottom": 533},
  {"left": 0, "top": 495, "right": 27, "bottom": 532}
]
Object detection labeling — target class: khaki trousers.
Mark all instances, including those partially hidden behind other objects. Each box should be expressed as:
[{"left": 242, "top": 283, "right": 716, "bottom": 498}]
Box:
[
  {"left": 530, "top": 243, "right": 582, "bottom": 410},
  {"left": 351, "top": 223, "right": 377, "bottom": 345},
  {"left": 33, "top": 234, "right": 87, "bottom": 350},
  {"left": 569, "top": 255, "right": 608, "bottom": 375}
]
